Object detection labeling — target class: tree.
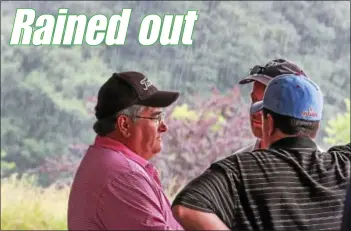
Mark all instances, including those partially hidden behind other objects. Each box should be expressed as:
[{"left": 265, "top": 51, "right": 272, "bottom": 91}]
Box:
[
  {"left": 1, "top": 150, "right": 16, "bottom": 177},
  {"left": 324, "top": 98, "right": 350, "bottom": 145},
  {"left": 1, "top": 1, "right": 349, "bottom": 186}
]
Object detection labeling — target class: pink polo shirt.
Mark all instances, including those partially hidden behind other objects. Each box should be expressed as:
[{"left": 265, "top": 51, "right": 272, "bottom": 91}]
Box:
[{"left": 67, "top": 136, "right": 183, "bottom": 230}]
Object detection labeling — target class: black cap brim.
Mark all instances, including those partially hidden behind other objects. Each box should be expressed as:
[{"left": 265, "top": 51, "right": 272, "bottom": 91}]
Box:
[
  {"left": 239, "top": 74, "right": 272, "bottom": 85},
  {"left": 137, "top": 90, "right": 180, "bottom": 108}
]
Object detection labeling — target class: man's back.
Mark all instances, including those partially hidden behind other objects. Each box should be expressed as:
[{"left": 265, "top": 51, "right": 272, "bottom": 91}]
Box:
[
  {"left": 67, "top": 143, "right": 145, "bottom": 230},
  {"left": 173, "top": 138, "right": 351, "bottom": 231},
  {"left": 215, "top": 139, "right": 351, "bottom": 230},
  {"left": 172, "top": 72, "right": 349, "bottom": 230}
]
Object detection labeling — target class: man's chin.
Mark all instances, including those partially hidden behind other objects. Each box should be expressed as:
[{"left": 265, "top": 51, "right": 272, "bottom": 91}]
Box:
[
  {"left": 251, "top": 126, "right": 263, "bottom": 139},
  {"left": 152, "top": 144, "right": 162, "bottom": 155}
]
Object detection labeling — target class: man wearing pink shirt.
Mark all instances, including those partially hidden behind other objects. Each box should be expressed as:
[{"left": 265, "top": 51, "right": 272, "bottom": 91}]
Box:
[{"left": 67, "top": 71, "right": 183, "bottom": 230}]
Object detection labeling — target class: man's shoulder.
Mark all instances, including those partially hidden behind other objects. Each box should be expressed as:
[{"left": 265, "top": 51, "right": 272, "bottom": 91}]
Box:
[
  {"left": 214, "top": 147, "right": 268, "bottom": 173},
  {"left": 326, "top": 143, "right": 351, "bottom": 161},
  {"left": 328, "top": 143, "right": 351, "bottom": 153},
  {"left": 233, "top": 144, "right": 255, "bottom": 154},
  {"left": 85, "top": 145, "right": 150, "bottom": 179},
  {"left": 233, "top": 140, "right": 259, "bottom": 154},
  {"left": 216, "top": 142, "right": 351, "bottom": 170}
]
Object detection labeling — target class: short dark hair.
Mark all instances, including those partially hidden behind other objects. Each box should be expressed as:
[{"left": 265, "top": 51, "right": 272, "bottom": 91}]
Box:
[
  {"left": 93, "top": 115, "right": 117, "bottom": 137},
  {"left": 262, "top": 108, "right": 319, "bottom": 138}
]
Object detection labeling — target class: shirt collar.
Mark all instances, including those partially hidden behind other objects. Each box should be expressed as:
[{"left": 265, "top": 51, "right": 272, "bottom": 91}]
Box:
[
  {"left": 93, "top": 135, "right": 149, "bottom": 167},
  {"left": 269, "top": 136, "right": 317, "bottom": 150}
]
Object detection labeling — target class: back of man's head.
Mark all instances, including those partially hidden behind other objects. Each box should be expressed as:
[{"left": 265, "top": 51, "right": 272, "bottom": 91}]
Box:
[
  {"left": 239, "top": 58, "right": 308, "bottom": 85},
  {"left": 251, "top": 74, "right": 323, "bottom": 140}
]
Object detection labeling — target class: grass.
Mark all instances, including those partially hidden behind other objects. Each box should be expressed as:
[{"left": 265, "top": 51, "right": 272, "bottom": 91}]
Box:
[
  {"left": 1, "top": 174, "right": 183, "bottom": 230},
  {"left": 1, "top": 174, "right": 70, "bottom": 230}
]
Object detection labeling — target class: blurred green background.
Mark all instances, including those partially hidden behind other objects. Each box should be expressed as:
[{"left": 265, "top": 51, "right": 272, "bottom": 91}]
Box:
[{"left": 1, "top": 1, "right": 350, "bottom": 229}]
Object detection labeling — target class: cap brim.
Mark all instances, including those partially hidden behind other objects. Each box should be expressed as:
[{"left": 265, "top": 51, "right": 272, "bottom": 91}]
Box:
[
  {"left": 239, "top": 75, "right": 272, "bottom": 85},
  {"left": 137, "top": 91, "right": 180, "bottom": 108},
  {"left": 250, "top": 101, "right": 264, "bottom": 115}
]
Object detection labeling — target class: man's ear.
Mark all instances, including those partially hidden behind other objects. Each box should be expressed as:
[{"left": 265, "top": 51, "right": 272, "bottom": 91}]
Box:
[
  {"left": 267, "top": 113, "right": 275, "bottom": 136},
  {"left": 116, "top": 115, "right": 132, "bottom": 138}
]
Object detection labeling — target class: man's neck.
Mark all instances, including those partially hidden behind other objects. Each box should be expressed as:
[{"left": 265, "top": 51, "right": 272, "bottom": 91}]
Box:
[
  {"left": 259, "top": 140, "right": 265, "bottom": 149},
  {"left": 104, "top": 133, "right": 151, "bottom": 160},
  {"left": 267, "top": 131, "right": 310, "bottom": 148},
  {"left": 105, "top": 133, "right": 130, "bottom": 147}
]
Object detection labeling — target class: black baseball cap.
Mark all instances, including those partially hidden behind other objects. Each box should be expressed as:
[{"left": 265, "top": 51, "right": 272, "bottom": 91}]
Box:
[
  {"left": 239, "top": 58, "right": 307, "bottom": 85},
  {"left": 94, "top": 71, "right": 180, "bottom": 120}
]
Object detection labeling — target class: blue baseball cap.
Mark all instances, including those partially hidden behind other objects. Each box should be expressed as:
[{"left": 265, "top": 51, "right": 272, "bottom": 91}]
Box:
[{"left": 250, "top": 74, "right": 323, "bottom": 121}]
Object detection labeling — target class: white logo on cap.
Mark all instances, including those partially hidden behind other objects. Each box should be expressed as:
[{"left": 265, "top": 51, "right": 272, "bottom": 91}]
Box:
[
  {"left": 266, "top": 60, "right": 280, "bottom": 67},
  {"left": 140, "top": 77, "right": 153, "bottom": 90}
]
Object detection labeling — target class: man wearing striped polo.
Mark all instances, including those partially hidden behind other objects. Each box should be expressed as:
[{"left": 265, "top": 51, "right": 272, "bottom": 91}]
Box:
[
  {"left": 235, "top": 58, "right": 324, "bottom": 153},
  {"left": 172, "top": 74, "right": 351, "bottom": 230}
]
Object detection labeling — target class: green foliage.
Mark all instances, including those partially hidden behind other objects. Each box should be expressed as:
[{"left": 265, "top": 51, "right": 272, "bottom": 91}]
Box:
[
  {"left": 154, "top": 88, "right": 252, "bottom": 188},
  {"left": 1, "top": 174, "right": 69, "bottom": 230},
  {"left": 1, "top": 150, "right": 16, "bottom": 176},
  {"left": 324, "top": 98, "right": 351, "bottom": 145},
  {"left": 171, "top": 104, "right": 198, "bottom": 121},
  {"left": 0, "top": 173, "right": 179, "bottom": 230},
  {"left": 171, "top": 103, "right": 225, "bottom": 131},
  {"left": 0, "top": 1, "right": 349, "bottom": 186},
  {"left": 1, "top": 1, "right": 349, "bottom": 228}
]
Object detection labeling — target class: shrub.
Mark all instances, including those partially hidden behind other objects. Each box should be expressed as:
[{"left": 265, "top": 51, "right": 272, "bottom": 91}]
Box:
[
  {"left": 1, "top": 174, "right": 69, "bottom": 230},
  {"left": 1, "top": 150, "right": 16, "bottom": 177},
  {"left": 36, "top": 86, "right": 253, "bottom": 196},
  {"left": 0, "top": 173, "right": 183, "bottom": 230},
  {"left": 324, "top": 98, "right": 350, "bottom": 145},
  {"left": 152, "top": 86, "right": 253, "bottom": 196}
]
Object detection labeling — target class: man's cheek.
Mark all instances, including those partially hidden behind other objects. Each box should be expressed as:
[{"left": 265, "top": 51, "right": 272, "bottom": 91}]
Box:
[{"left": 251, "top": 114, "right": 262, "bottom": 124}]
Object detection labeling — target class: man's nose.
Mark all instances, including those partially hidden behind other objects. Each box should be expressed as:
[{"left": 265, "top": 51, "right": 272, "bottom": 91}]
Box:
[{"left": 158, "top": 121, "right": 168, "bottom": 132}]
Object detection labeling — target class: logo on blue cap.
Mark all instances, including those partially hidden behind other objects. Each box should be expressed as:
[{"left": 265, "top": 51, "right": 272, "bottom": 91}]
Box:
[{"left": 251, "top": 74, "right": 323, "bottom": 121}]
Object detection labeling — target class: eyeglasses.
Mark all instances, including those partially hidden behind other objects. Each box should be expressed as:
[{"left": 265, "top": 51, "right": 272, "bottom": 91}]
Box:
[
  {"left": 135, "top": 112, "right": 165, "bottom": 126},
  {"left": 249, "top": 65, "right": 266, "bottom": 75}
]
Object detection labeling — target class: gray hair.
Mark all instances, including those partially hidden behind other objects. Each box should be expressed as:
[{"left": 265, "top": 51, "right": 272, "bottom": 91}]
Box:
[
  {"left": 116, "top": 105, "right": 146, "bottom": 122},
  {"left": 93, "top": 105, "right": 146, "bottom": 136}
]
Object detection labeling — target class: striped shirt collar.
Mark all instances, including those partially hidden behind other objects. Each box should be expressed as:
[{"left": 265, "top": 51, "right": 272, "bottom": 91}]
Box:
[{"left": 269, "top": 136, "right": 317, "bottom": 150}]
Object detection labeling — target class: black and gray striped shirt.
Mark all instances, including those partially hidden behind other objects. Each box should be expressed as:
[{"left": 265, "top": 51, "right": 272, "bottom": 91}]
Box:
[{"left": 172, "top": 137, "right": 351, "bottom": 231}]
